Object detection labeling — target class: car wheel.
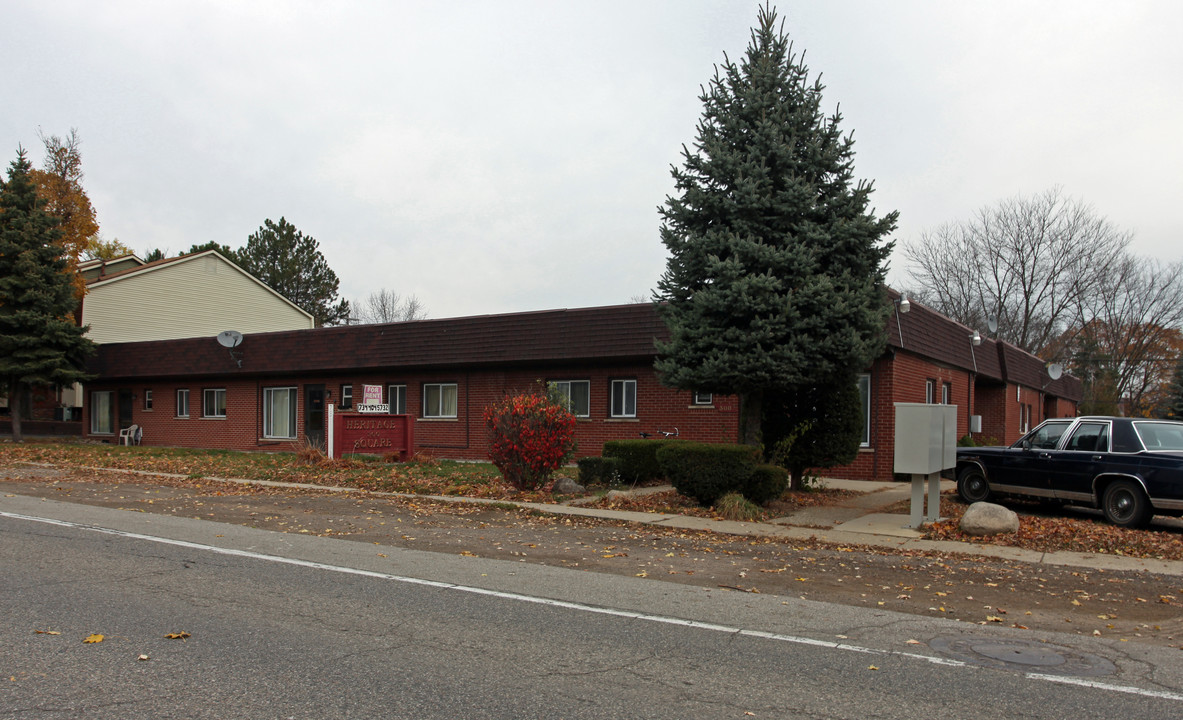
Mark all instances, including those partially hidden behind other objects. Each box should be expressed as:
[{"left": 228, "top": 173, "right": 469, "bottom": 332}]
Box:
[
  {"left": 957, "top": 467, "right": 991, "bottom": 504},
  {"left": 1101, "top": 481, "right": 1152, "bottom": 528}
]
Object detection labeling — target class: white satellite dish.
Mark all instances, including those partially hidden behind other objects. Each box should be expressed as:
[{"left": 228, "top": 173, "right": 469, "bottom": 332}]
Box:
[
  {"left": 217, "top": 330, "right": 244, "bottom": 367},
  {"left": 216, "top": 330, "right": 243, "bottom": 348},
  {"left": 987, "top": 315, "right": 998, "bottom": 334},
  {"left": 1046, "top": 363, "right": 1063, "bottom": 381}
]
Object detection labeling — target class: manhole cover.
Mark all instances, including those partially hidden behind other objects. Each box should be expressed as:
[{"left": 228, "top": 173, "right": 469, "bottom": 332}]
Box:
[{"left": 930, "top": 636, "right": 1116, "bottom": 677}]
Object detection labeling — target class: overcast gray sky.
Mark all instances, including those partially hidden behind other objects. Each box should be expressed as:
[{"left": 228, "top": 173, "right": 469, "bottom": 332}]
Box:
[{"left": 4, "top": 1, "right": 1181, "bottom": 320}]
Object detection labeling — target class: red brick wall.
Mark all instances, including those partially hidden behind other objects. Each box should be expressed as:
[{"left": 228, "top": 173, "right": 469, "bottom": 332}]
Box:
[
  {"left": 81, "top": 354, "right": 1080, "bottom": 484},
  {"left": 974, "top": 384, "right": 1009, "bottom": 446},
  {"left": 836, "top": 351, "right": 978, "bottom": 482},
  {"left": 82, "top": 362, "right": 743, "bottom": 459}
]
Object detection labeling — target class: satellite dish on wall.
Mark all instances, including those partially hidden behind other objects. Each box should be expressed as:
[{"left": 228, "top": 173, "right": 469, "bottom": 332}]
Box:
[
  {"left": 1046, "top": 363, "right": 1063, "bottom": 381},
  {"left": 987, "top": 315, "right": 999, "bottom": 334}
]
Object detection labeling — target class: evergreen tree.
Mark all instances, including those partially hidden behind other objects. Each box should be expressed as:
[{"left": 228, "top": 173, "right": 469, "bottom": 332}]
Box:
[
  {"left": 1164, "top": 355, "right": 1183, "bottom": 420},
  {"left": 236, "top": 218, "right": 350, "bottom": 327},
  {"left": 765, "top": 375, "right": 863, "bottom": 489},
  {"left": 654, "top": 4, "right": 896, "bottom": 447},
  {"left": 187, "top": 241, "right": 238, "bottom": 259},
  {"left": 0, "top": 149, "right": 96, "bottom": 442}
]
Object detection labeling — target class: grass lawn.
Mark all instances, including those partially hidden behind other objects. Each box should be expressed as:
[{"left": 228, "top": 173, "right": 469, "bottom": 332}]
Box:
[{"left": 0, "top": 440, "right": 571, "bottom": 502}]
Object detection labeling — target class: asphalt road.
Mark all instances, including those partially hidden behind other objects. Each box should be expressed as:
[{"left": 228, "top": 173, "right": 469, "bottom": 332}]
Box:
[{"left": 3, "top": 495, "right": 1182, "bottom": 719}]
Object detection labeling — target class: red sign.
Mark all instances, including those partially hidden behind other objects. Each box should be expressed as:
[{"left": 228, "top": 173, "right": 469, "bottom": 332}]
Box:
[{"left": 332, "top": 412, "right": 414, "bottom": 460}]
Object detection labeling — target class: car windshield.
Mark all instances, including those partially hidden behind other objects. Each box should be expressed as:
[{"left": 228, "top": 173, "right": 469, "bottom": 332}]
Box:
[
  {"left": 1133, "top": 421, "right": 1183, "bottom": 451},
  {"left": 1014, "top": 420, "right": 1072, "bottom": 450}
]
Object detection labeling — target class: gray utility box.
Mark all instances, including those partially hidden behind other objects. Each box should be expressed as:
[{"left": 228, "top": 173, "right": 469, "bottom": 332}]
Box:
[{"left": 894, "top": 403, "right": 958, "bottom": 528}]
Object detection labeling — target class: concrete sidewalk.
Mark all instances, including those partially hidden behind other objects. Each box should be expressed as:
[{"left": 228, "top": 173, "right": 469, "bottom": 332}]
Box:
[
  {"left": 536, "top": 476, "right": 1183, "bottom": 577},
  {"left": 20, "top": 461, "right": 1183, "bottom": 577}
]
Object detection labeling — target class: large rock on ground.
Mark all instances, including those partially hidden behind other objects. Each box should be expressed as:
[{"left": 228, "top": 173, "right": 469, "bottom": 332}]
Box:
[
  {"left": 552, "top": 477, "right": 585, "bottom": 495},
  {"left": 960, "top": 502, "right": 1020, "bottom": 536}
]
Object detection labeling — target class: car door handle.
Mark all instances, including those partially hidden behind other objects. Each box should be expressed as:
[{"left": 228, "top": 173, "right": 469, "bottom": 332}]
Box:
[
  {"left": 1038, "top": 452, "right": 1052, "bottom": 459},
  {"left": 1091, "top": 455, "right": 1103, "bottom": 461}
]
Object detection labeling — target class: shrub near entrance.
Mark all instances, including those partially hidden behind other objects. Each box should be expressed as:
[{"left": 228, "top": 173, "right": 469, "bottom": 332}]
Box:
[
  {"left": 484, "top": 392, "right": 577, "bottom": 490},
  {"left": 657, "top": 442, "right": 761, "bottom": 506}
]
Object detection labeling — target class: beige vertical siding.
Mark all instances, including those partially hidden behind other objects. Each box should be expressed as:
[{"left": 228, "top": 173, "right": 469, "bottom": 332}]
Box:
[{"left": 81, "top": 255, "right": 314, "bottom": 344}]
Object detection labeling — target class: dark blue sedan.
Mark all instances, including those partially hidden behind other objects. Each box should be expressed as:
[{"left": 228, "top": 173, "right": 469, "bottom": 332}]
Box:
[{"left": 955, "top": 416, "right": 1183, "bottom": 527}]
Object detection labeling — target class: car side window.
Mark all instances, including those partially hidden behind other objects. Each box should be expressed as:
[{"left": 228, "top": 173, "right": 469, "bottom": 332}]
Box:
[
  {"left": 1064, "top": 422, "right": 1107, "bottom": 452},
  {"left": 1020, "top": 421, "right": 1071, "bottom": 450}
]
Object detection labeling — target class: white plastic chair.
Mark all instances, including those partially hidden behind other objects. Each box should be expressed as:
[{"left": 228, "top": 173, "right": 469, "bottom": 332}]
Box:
[{"left": 119, "top": 424, "right": 141, "bottom": 446}]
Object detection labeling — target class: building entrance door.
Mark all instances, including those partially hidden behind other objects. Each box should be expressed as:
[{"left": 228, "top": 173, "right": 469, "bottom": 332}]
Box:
[
  {"left": 118, "top": 389, "right": 134, "bottom": 431},
  {"left": 305, "top": 384, "right": 326, "bottom": 449}
]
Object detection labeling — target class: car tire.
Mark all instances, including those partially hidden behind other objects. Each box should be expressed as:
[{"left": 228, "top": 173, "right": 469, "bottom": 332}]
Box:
[
  {"left": 1101, "top": 480, "right": 1152, "bottom": 528},
  {"left": 957, "top": 466, "right": 991, "bottom": 504}
]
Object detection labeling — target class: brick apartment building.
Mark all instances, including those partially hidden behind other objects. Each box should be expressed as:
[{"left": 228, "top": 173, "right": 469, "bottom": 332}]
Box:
[{"left": 81, "top": 294, "right": 1080, "bottom": 482}]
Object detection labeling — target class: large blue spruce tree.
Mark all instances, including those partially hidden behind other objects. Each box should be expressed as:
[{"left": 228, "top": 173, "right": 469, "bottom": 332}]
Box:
[
  {"left": 0, "top": 149, "right": 95, "bottom": 442},
  {"left": 655, "top": 3, "right": 896, "bottom": 453}
]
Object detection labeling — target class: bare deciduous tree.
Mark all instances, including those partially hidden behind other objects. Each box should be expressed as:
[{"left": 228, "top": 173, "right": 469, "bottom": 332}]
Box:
[
  {"left": 353, "top": 289, "right": 427, "bottom": 324},
  {"left": 906, "top": 187, "right": 1183, "bottom": 415},
  {"left": 903, "top": 187, "right": 1131, "bottom": 356},
  {"left": 1065, "top": 256, "right": 1183, "bottom": 415}
]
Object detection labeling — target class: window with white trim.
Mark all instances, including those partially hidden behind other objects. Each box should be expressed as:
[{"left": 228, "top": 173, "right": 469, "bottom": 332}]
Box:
[
  {"left": 340, "top": 384, "right": 353, "bottom": 409},
  {"left": 941, "top": 382, "right": 951, "bottom": 405},
  {"left": 610, "top": 379, "right": 637, "bottom": 418},
  {"left": 203, "top": 388, "right": 226, "bottom": 418},
  {"left": 387, "top": 384, "right": 407, "bottom": 415},
  {"left": 143, "top": 389, "right": 153, "bottom": 411},
  {"left": 548, "top": 380, "right": 590, "bottom": 417},
  {"left": 90, "top": 391, "right": 114, "bottom": 434},
  {"left": 693, "top": 391, "right": 713, "bottom": 406},
  {"left": 857, "top": 374, "right": 871, "bottom": 447},
  {"left": 925, "top": 379, "right": 936, "bottom": 404},
  {"left": 176, "top": 389, "right": 189, "bottom": 418},
  {"left": 423, "top": 383, "right": 457, "bottom": 418},
  {"left": 263, "top": 387, "right": 297, "bottom": 439}
]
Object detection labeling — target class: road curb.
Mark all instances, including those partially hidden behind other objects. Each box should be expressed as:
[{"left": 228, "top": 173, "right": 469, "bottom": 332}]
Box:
[{"left": 13, "top": 461, "right": 1183, "bottom": 577}]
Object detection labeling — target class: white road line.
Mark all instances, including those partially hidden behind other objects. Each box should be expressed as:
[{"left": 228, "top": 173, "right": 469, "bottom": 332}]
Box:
[
  {"left": 4, "top": 509, "right": 1180, "bottom": 703},
  {"left": 1027, "top": 674, "right": 1183, "bottom": 702}
]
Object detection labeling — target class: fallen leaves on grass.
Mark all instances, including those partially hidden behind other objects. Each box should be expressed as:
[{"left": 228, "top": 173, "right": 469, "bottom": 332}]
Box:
[{"left": 924, "top": 499, "right": 1183, "bottom": 561}]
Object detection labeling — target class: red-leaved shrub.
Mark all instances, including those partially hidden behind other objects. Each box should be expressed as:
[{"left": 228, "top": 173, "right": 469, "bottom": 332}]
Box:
[{"left": 484, "top": 392, "right": 577, "bottom": 490}]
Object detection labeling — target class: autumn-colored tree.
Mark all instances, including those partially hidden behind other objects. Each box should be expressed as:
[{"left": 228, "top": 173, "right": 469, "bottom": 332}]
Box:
[
  {"left": 1062, "top": 256, "right": 1183, "bottom": 416},
  {"left": 29, "top": 129, "right": 99, "bottom": 300},
  {"left": 0, "top": 149, "right": 96, "bottom": 441},
  {"left": 85, "top": 234, "right": 134, "bottom": 261}
]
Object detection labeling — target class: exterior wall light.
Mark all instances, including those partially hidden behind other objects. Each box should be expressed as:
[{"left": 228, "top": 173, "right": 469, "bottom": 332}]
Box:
[{"left": 893, "top": 293, "right": 910, "bottom": 348}]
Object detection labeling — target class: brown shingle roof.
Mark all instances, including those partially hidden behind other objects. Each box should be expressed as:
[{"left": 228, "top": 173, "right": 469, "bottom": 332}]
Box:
[
  {"left": 884, "top": 290, "right": 1081, "bottom": 402},
  {"left": 89, "top": 304, "right": 668, "bottom": 380},
  {"left": 89, "top": 295, "right": 1084, "bottom": 404},
  {"left": 885, "top": 289, "right": 1003, "bottom": 380}
]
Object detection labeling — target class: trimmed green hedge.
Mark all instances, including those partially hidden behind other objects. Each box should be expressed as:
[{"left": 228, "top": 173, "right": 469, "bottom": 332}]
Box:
[
  {"left": 576, "top": 456, "right": 622, "bottom": 487},
  {"left": 656, "top": 442, "right": 761, "bottom": 506},
  {"left": 602, "top": 439, "right": 684, "bottom": 484},
  {"left": 743, "top": 464, "right": 789, "bottom": 505}
]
